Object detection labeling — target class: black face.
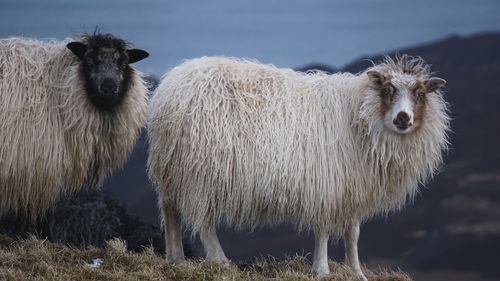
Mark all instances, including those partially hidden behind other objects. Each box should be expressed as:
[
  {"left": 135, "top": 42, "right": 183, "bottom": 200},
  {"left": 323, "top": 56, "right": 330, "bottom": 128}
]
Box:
[{"left": 66, "top": 33, "right": 149, "bottom": 110}]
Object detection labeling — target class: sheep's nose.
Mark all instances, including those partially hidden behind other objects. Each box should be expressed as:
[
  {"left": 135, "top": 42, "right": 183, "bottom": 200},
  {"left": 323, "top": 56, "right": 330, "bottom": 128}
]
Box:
[
  {"left": 100, "top": 78, "right": 117, "bottom": 95},
  {"left": 396, "top": 111, "right": 410, "bottom": 123},
  {"left": 393, "top": 111, "right": 412, "bottom": 129}
]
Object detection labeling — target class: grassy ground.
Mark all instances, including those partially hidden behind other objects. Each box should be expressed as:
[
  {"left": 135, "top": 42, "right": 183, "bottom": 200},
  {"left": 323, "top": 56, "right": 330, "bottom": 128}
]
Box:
[{"left": 0, "top": 234, "right": 411, "bottom": 281}]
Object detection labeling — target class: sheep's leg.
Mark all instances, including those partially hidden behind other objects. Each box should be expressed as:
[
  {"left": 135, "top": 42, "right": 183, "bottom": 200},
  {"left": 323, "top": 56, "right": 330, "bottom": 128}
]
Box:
[
  {"left": 344, "top": 218, "right": 367, "bottom": 281},
  {"left": 35, "top": 214, "right": 50, "bottom": 239},
  {"left": 13, "top": 210, "right": 29, "bottom": 236},
  {"left": 312, "top": 230, "right": 330, "bottom": 276},
  {"left": 161, "top": 200, "right": 185, "bottom": 264},
  {"left": 200, "top": 226, "right": 228, "bottom": 262}
]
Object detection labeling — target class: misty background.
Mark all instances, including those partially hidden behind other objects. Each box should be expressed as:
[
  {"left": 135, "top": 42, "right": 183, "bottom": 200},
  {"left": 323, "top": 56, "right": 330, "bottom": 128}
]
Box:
[
  {"left": 1, "top": 0, "right": 499, "bottom": 72},
  {"left": 1, "top": 1, "right": 499, "bottom": 281}
]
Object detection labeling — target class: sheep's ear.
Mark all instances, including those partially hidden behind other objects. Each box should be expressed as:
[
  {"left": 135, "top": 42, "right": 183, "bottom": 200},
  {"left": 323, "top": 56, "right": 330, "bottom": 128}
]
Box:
[
  {"left": 424, "top": 77, "right": 446, "bottom": 93},
  {"left": 127, "top": 49, "right": 149, "bottom": 64},
  {"left": 66, "top": 42, "right": 87, "bottom": 59},
  {"left": 366, "top": 70, "right": 385, "bottom": 87}
]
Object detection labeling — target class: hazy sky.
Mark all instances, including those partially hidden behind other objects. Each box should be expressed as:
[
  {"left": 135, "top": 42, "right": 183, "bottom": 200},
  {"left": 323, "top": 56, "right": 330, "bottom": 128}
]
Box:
[{"left": 1, "top": 0, "right": 499, "bottom": 74}]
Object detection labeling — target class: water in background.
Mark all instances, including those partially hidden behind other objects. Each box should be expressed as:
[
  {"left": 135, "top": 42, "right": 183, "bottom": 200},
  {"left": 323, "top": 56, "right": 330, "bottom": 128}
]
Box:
[{"left": 1, "top": 0, "right": 499, "bottom": 75}]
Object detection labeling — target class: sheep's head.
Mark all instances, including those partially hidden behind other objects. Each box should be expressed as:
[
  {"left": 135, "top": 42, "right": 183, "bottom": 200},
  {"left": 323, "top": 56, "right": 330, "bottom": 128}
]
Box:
[
  {"left": 366, "top": 55, "right": 446, "bottom": 135},
  {"left": 66, "top": 32, "right": 149, "bottom": 110}
]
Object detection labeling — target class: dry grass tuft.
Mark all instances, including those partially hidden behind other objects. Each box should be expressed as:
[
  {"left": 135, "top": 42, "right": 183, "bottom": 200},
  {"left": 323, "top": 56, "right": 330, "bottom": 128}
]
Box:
[{"left": 0, "top": 234, "right": 412, "bottom": 281}]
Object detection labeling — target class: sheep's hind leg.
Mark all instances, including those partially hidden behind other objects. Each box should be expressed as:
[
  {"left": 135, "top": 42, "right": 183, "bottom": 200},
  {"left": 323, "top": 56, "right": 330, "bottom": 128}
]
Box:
[
  {"left": 161, "top": 199, "right": 185, "bottom": 264},
  {"left": 312, "top": 230, "right": 330, "bottom": 276},
  {"left": 200, "top": 226, "right": 228, "bottom": 262},
  {"left": 344, "top": 218, "right": 367, "bottom": 281}
]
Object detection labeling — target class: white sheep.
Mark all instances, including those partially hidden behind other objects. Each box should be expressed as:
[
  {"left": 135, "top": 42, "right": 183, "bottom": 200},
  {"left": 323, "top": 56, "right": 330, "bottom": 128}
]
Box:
[
  {"left": 0, "top": 32, "right": 149, "bottom": 222},
  {"left": 147, "top": 55, "right": 450, "bottom": 280}
]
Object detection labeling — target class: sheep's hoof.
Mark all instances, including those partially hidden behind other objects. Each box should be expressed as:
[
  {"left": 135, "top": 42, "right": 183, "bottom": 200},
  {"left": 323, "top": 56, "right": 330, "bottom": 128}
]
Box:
[
  {"left": 311, "top": 263, "right": 330, "bottom": 277},
  {"left": 206, "top": 255, "right": 230, "bottom": 266},
  {"left": 356, "top": 271, "right": 368, "bottom": 281}
]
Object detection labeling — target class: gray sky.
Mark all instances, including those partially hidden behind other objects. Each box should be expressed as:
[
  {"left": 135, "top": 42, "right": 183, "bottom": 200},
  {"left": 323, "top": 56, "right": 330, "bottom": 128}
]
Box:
[{"left": 1, "top": 0, "right": 499, "bottom": 74}]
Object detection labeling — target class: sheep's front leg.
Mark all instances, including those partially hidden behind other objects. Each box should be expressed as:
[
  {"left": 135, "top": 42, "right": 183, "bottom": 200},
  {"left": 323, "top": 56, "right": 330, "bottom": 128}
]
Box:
[
  {"left": 161, "top": 200, "right": 185, "bottom": 264},
  {"left": 312, "top": 230, "right": 330, "bottom": 276},
  {"left": 344, "top": 218, "right": 367, "bottom": 281},
  {"left": 200, "top": 227, "right": 228, "bottom": 262}
]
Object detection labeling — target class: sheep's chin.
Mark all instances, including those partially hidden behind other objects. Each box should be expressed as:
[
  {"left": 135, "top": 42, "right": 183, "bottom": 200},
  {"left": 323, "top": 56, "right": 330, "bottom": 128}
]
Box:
[
  {"left": 88, "top": 94, "right": 122, "bottom": 110},
  {"left": 386, "top": 124, "right": 413, "bottom": 135}
]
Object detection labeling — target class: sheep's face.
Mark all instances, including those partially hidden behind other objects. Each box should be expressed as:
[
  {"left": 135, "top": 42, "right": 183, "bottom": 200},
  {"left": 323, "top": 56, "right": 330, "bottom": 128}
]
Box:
[
  {"left": 367, "top": 71, "right": 445, "bottom": 134},
  {"left": 67, "top": 34, "right": 148, "bottom": 110}
]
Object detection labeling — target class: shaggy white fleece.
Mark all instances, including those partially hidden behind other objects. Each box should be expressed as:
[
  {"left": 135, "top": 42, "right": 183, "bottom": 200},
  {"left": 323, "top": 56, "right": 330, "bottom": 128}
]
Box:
[
  {"left": 148, "top": 56, "right": 449, "bottom": 235},
  {"left": 0, "top": 38, "right": 147, "bottom": 219}
]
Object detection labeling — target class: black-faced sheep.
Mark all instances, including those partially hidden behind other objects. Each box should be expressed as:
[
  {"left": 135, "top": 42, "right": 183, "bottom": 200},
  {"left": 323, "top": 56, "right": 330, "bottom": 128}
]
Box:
[
  {"left": 0, "top": 32, "right": 149, "bottom": 222},
  {"left": 147, "top": 55, "right": 450, "bottom": 280}
]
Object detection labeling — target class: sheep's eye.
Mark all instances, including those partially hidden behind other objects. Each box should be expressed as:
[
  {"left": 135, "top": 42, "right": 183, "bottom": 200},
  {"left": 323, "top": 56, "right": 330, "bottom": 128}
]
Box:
[
  {"left": 415, "top": 89, "right": 425, "bottom": 99},
  {"left": 381, "top": 87, "right": 392, "bottom": 96}
]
